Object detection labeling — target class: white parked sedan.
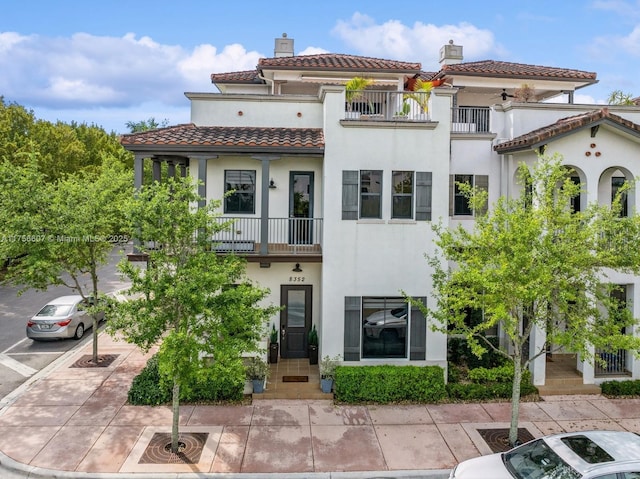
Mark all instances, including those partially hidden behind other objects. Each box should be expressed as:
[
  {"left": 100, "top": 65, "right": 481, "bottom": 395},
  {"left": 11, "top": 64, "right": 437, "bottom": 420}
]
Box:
[
  {"left": 26, "top": 295, "right": 105, "bottom": 341},
  {"left": 450, "top": 430, "right": 640, "bottom": 479}
]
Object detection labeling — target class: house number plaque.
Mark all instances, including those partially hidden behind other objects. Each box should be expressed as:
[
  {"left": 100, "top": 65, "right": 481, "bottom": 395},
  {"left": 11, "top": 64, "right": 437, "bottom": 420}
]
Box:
[{"left": 289, "top": 276, "right": 305, "bottom": 282}]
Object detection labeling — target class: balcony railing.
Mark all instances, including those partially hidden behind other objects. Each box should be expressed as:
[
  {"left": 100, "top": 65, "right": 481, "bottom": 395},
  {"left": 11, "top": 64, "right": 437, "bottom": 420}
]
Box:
[
  {"left": 451, "top": 107, "right": 491, "bottom": 133},
  {"left": 344, "top": 90, "right": 430, "bottom": 121},
  {"left": 595, "top": 348, "right": 629, "bottom": 377},
  {"left": 212, "top": 217, "right": 323, "bottom": 255}
]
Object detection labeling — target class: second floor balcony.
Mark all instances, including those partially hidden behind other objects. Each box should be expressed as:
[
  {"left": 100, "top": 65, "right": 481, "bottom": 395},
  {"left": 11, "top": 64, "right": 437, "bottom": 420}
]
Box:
[
  {"left": 343, "top": 90, "right": 492, "bottom": 133},
  {"left": 344, "top": 90, "right": 430, "bottom": 121},
  {"left": 212, "top": 217, "right": 323, "bottom": 257}
]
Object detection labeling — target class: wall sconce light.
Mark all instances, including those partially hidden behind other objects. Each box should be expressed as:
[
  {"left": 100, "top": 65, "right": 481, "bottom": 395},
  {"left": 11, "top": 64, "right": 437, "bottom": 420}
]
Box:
[
  {"left": 292, "top": 263, "right": 302, "bottom": 272},
  {"left": 269, "top": 178, "right": 277, "bottom": 189}
]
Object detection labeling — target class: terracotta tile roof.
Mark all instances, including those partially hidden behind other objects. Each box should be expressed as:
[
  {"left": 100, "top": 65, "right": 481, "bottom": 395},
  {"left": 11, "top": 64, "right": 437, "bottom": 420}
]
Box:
[
  {"left": 494, "top": 108, "right": 640, "bottom": 153},
  {"left": 258, "top": 53, "right": 422, "bottom": 73},
  {"left": 435, "top": 60, "right": 597, "bottom": 82},
  {"left": 210, "top": 70, "right": 264, "bottom": 84},
  {"left": 120, "top": 124, "right": 324, "bottom": 154}
]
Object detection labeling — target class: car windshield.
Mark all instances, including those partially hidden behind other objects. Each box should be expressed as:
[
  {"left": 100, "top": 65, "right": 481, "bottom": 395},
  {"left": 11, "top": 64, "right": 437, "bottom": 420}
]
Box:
[
  {"left": 36, "top": 304, "right": 73, "bottom": 317},
  {"left": 503, "top": 439, "right": 579, "bottom": 479}
]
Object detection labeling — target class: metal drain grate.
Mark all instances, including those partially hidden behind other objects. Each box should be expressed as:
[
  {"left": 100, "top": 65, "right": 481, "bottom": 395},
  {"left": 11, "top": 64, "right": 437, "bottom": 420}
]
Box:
[
  {"left": 70, "top": 354, "right": 119, "bottom": 368},
  {"left": 477, "top": 428, "right": 535, "bottom": 453},
  {"left": 139, "top": 432, "right": 208, "bottom": 464}
]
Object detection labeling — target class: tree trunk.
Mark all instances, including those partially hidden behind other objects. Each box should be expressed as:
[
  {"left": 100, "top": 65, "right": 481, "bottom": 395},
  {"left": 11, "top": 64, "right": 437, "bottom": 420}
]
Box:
[
  {"left": 509, "top": 355, "right": 523, "bottom": 446},
  {"left": 91, "top": 271, "right": 99, "bottom": 363},
  {"left": 171, "top": 379, "right": 180, "bottom": 453}
]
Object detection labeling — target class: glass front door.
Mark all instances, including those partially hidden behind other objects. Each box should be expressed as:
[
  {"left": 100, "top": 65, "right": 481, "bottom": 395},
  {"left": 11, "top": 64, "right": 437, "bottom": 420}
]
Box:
[
  {"left": 289, "top": 172, "right": 314, "bottom": 245},
  {"left": 280, "top": 285, "right": 312, "bottom": 358}
]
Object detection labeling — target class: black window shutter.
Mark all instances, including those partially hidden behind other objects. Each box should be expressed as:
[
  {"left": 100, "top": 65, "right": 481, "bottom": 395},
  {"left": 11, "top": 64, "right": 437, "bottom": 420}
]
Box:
[
  {"left": 415, "top": 172, "right": 432, "bottom": 221},
  {"left": 344, "top": 296, "right": 361, "bottom": 361},
  {"left": 410, "top": 297, "right": 427, "bottom": 360},
  {"left": 342, "top": 170, "right": 359, "bottom": 220},
  {"left": 475, "top": 175, "right": 489, "bottom": 216}
]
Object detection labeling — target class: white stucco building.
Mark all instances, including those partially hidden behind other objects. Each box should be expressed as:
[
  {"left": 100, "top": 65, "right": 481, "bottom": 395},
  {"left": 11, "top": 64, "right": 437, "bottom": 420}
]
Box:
[{"left": 121, "top": 34, "right": 640, "bottom": 391}]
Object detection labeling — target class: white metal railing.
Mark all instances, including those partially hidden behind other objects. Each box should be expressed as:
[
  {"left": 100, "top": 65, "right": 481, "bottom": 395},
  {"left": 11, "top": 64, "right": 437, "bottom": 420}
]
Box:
[
  {"left": 451, "top": 107, "right": 491, "bottom": 133},
  {"left": 211, "top": 217, "right": 323, "bottom": 254},
  {"left": 595, "top": 348, "right": 629, "bottom": 376},
  {"left": 345, "top": 90, "right": 430, "bottom": 121}
]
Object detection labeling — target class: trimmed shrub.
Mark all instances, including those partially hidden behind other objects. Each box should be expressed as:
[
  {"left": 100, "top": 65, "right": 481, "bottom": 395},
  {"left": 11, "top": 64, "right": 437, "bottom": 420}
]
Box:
[
  {"left": 128, "top": 353, "right": 245, "bottom": 405},
  {"left": 468, "top": 363, "right": 531, "bottom": 384},
  {"left": 447, "top": 380, "right": 537, "bottom": 401},
  {"left": 334, "top": 365, "right": 446, "bottom": 403},
  {"left": 447, "top": 362, "right": 537, "bottom": 401},
  {"left": 179, "top": 359, "right": 245, "bottom": 402},
  {"left": 128, "top": 354, "right": 170, "bottom": 405},
  {"left": 601, "top": 379, "right": 640, "bottom": 396}
]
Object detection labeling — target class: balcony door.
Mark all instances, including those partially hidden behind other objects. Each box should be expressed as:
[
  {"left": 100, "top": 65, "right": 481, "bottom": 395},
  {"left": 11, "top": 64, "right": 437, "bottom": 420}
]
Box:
[
  {"left": 280, "top": 285, "right": 312, "bottom": 358},
  {"left": 289, "top": 172, "right": 314, "bottom": 245}
]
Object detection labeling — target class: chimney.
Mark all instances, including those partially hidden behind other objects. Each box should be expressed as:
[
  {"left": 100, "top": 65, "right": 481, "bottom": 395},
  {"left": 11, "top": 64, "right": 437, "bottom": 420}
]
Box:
[
  {"left": 439, "top": 40, "right": 463, "bottom": 65},
  {"left": 274, "top": 33, "right": 294, "bottom": 57}
]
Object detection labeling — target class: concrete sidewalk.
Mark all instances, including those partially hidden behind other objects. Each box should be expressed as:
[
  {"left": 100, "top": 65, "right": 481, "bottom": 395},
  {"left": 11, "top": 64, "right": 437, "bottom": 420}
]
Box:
[{"left": 2, "top": 334, "right": 640, "bottom": 479}]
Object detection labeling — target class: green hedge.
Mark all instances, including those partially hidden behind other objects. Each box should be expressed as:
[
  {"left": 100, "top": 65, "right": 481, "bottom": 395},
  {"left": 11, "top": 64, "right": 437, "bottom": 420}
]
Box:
[
  {"left": 128, "top": 354, "right": 170, "bottom": 405},
  {"left": 447, "top": 363, "right": 537, "bottom": 401},
  {"left": 128, "top": 353, "right": 245, "bottom": 405},
  {"left": 334, "top": 365, "right": 446, "bottom": 403},
  {"left": 601, "top": 379, "right": 640, "bottom": 396}
]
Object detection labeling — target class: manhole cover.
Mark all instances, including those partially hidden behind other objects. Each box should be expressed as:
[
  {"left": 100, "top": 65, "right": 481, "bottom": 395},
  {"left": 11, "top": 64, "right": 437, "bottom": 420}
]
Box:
[
  {"left": 478, "top": 428, "right": 535, "bottom": 453},
  {"left": 139, "top": 432, "right": 208, "bottom": 464},
  {"left": 70, "top": 354, "right": 119, "bottom": 368}
]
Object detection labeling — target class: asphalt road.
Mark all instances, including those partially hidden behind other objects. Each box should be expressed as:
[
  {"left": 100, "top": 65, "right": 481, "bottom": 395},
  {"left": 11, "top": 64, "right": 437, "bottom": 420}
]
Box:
[{"left": 0, "top": 244, "right": 133, "bottom": 403}]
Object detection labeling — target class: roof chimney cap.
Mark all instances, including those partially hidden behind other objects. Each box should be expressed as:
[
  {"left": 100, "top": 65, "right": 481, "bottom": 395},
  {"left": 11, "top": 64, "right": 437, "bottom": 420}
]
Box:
[
  {"left": 439, "top": 40, "right": 463, "bottom": 65},
  {"left": 274, "top": 33, "right": 294, "bottom": 58}
]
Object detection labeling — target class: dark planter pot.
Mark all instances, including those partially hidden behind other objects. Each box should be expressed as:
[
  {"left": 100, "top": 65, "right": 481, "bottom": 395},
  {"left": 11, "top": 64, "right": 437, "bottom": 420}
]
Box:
[
  {"left": 269, "top": 342, "right": 278, "bottom": 364},
  {"left": 252, "top": 379, "right": 265, "bottom": 393},
  {"left": 308, "top": 345, "right": 319, "bottom": 365},
  {"left": 320, "top": 378, "right": 333, "bottom": 394}
]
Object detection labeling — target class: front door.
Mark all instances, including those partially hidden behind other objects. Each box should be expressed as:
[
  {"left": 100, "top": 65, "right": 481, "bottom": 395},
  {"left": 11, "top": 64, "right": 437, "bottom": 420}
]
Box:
[
  {"left": 289, "top": 172, "right": 314, "bottom": 245},
  {"left": 280, "top": 285, "right": 312, "bottom": 358}
]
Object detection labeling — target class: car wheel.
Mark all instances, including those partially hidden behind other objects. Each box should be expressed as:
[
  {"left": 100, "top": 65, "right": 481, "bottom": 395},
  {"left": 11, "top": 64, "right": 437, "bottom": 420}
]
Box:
[{"left": 74, "top": 323, "right": 85, "bottom": 340}]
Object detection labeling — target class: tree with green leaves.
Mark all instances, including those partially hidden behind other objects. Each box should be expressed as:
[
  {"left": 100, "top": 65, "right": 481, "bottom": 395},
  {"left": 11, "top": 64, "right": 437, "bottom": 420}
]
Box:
[
  {"left": 607, "top": 89, "right": 635, "bottom": 105},
  {"left": 107, "top": 175, "right": 278, "bottom": 453},
  {"left": 125, "top": 117, "right": 169, "bottom": 133},
  {"left": 424, "top": 155, "right": 640, "bottom": 446},
  {"left": 0, "top": 97, "right": 132, "bottom": 180},
  {"left": 1, "top": 157, "right": 133, "bottom": 362}
]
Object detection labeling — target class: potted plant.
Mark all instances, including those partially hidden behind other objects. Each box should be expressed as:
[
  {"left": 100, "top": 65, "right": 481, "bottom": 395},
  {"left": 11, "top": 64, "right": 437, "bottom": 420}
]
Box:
[
  {"left": 308, "top": 324, "right": 319, "bottom": 365},
  {"left": 345, "top": 76, "right": 373, "bottom": 119},
  {"left": 393, "top": 99, "right": 411, "bottom": 120},
  {"left": 268, "top": 323, "right": 278, "bottom": 364},
  {"left": 246, "top": 356, "right": 269, "bottom": 393},
  {"left": 319, "top": 354, "right": 341, "bottom": 393}
]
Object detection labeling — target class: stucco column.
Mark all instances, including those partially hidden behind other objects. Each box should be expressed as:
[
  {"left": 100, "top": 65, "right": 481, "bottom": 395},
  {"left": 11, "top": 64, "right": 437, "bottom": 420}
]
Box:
[
  {"left": 252, "top": 155, "right": 280, "bottom": 255},
  {"left": 188, "top": 156, "right": 215, "bottom": 210},
  {"left": 152, "top": 159, "right": 161, "bottom": 182},
  {"left": 167, "top": 160, "right": 176, "bottom": 178},
  {"left": 134, "top": 154, "right": 145, "bottom": 191},
  {"left": 529, "top": 322, "right": 547, "bottom": 386},
  {"left": 133, "top": 154, "right": 145, "bottom": 254}
]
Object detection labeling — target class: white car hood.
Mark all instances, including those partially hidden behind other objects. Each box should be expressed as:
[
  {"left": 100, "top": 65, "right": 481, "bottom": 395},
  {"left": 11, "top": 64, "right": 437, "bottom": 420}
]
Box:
[{"left": 452, "top": 453, "right": 513, "bottom": 479}]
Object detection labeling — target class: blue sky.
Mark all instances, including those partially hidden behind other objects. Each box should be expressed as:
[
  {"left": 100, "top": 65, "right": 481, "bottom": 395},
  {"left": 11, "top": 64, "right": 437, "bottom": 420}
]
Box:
[{"left": 1, "top": 0, "right": 639, "bottom": 133}]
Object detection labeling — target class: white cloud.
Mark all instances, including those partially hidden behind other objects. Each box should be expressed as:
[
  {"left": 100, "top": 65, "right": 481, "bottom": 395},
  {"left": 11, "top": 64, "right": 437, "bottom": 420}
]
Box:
[
  {"left": 0, "top": 32, "right": 264, "bottom": 110},
  {"left": 331, "top": 12, "right": 506, "bottom": 70}
]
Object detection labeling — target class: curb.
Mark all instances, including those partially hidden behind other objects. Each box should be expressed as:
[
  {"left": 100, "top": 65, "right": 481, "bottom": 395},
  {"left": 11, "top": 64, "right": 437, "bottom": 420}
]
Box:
[{"left": 0, "top": 453, "right": 451, "bottom": 479}]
